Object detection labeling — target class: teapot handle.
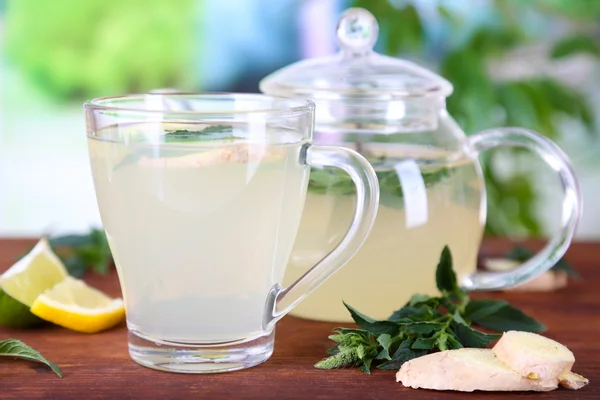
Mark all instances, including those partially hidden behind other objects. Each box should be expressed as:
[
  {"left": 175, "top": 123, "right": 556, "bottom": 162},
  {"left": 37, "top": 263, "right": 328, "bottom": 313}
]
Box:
[{"left": 464, "top": 128, "right": 582, "bottom": 291}]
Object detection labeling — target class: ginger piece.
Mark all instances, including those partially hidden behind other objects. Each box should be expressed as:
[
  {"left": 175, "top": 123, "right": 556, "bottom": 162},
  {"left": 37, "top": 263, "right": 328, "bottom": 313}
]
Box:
[
  {"left": 396, "top": 348, "right": 557, "bottom": 392},
  {"left": 139, "top": 144, "right": 284, "bottom": 168},
  {"left": 492, "top": 331, "right": 574, "bottom": 381},
  {"left": 559, "top": 371, "right": 590, "bottom": 390},
  {"left": 483, "top": 258, "right": 520, "bottom": 271}
]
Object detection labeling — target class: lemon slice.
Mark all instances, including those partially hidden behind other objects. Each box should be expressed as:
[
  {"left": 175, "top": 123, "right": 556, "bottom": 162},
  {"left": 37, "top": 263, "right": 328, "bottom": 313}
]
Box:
[
  {"left": 31, "top": 276, "right": 125, "bottom": 333},
  {"left": 0, "top": 238, "right": 68, "bottom": 328}
]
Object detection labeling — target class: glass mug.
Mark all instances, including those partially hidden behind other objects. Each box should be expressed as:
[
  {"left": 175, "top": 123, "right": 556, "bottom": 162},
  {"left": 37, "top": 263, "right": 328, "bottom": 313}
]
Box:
[{"left": 84, "top": 93, "right": 379, "bottom": 373}]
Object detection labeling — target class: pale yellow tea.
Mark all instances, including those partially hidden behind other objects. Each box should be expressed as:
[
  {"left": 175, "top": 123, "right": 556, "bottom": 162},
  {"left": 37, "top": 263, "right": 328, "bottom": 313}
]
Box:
[
  {"left": 285, "top": 143, "right": 484, "bottom": 322},
  {"left": 89, "top": 123, "right": 309, "bottom": 342}
]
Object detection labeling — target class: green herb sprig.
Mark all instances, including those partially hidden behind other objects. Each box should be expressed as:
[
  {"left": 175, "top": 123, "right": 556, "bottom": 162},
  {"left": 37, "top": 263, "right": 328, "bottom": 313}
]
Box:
[
  {"left": 0, "top": 339, "right": 62, "bottom": 377},
  {"left": 315, "top": 246, "right": 545, "bottom": 373}
]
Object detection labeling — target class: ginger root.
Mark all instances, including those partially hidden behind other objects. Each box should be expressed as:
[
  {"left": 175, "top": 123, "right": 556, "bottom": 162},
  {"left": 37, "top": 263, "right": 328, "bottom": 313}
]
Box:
[
  {"left": 396, "top": 331, "right": 588, "bottom": 392},
  {"left": 492, "top": 331, "right": 574, "bottom": 381},
  {"left": 560, "top": 371, "right": 590, "bottom": 390},
  {"left": 396, "top": 348, "right": 557, "bottom": 392}
]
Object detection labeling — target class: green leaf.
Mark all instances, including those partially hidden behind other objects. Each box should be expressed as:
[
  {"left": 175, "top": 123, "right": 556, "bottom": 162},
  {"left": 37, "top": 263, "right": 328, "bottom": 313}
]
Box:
[
  {"left": 551, "top": 35, "right": 600, "bottom": 59},
  {"left": 307, "top": 163, "right": 450, "bottom": 207},
  {"left": 0, "top": 339, "right": 62, "bottom": 377},
  {"left": 389, "top": 305, "right": 440, "bottom": 322},
  {"left": 344, "top": 302, "right": 399, "bottom": 336},
  {"left": 453, "top": 322, "right": 501, "bottom": 348},
  {"left": 376, "top": 334, "right": 393, "bottom": 360},
  {"left": 408, "top": 294, "right": 433, "bottom": 306},
  {"left": 467, "top": 301, "right": 546, "bottom": 333},
  {"left": 552, "top": 260, "right": 581, "bottom": 279},
  {"left": 356, "top": 344, "right": 366, "bottom": 360},
  {"left": 403, "top": 322, "right": 444, "bottom": 335},
  {"left": 411, "top": 336, "right": 437, "bottom": 350},
  {"left": 307, "top": 167, "right": 355, "bottom": 196},
  {"left": 445, "top": 332, "right": 464, "bottom": 350},
  {"left": 537, "top": 79, "right": 595, "bottom": 133},
  {"left": 435, "top": 246, "right": 458, "bottom": 294},
  {"left": 497, "top": 82, "right": 540, "bottom": 131},
  {"left": 359, "top": 356, "right": 373, "bottom": 374},
  {"left": 378, "top": 339, "right": 427, "bottom": 370},
  {"left": 162, "top": 125, "right": 238, "bottom": 143},
  {"left": 47, "top": 229, "right": 113, "bottom": 277},
  {"left": 464, "top": 299, "right": 509, "bottom": 321},
  {"left": 326, "top": 344, "right": 340, "bottom": 356},
  {"left": 467, "top": 27, "right": 523, "bottom": 56}
]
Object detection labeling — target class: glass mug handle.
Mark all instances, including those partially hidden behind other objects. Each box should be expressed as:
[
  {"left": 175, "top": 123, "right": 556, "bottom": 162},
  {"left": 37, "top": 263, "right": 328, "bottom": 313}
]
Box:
[
  {"left": 463, "top": 128, "right": 582, "bottom": 291},
  {"left": 264, "top": 145, "right": 380, "bottom": 328}
]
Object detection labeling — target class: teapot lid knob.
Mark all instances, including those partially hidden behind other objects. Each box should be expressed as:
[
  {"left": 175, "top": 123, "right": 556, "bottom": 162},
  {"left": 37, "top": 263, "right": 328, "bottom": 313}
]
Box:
[{"left": 336, "top": 7, "right": 378, "bottom": 56}]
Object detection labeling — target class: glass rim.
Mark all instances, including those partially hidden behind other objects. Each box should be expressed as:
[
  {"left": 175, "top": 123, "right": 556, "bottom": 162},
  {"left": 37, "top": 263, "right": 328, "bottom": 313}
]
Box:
[{"left": 83, "top": 92, "right": 316, "bottom": 116}]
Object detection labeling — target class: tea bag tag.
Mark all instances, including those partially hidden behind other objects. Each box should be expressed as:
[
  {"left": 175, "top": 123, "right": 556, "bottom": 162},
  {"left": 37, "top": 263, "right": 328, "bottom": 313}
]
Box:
[{"left": 394, "top": 160, "right": 428, "bottom": 228}]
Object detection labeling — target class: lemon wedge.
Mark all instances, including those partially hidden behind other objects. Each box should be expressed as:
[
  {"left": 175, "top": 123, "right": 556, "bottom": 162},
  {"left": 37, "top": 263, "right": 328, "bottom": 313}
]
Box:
[
  {"left": 31, "top": 276, "right": 125, "bottom": 333},
  {"left": 0, "top": 238, "right": 68, "bottom": 328}
]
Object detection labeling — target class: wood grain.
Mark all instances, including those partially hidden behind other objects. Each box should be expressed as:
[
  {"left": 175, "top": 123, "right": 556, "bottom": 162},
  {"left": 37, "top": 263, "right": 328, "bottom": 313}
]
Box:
[{"left": 0, "top": 239, "right": 598, "bottom": 399}]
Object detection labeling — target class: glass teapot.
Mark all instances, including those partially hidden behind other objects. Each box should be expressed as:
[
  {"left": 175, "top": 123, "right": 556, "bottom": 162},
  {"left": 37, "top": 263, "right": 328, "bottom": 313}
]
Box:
[{"left": 259, "top": 8, "right": 581, "bottom": 322}]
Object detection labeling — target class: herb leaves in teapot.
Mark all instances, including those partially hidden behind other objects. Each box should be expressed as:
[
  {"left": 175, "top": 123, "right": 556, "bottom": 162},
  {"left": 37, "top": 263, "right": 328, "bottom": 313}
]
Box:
[
  {"left": 315, "top": 246, "right": 545, "bottom": 374},
  {"left": 307, "top": 162, "right": 450, "bottom": 209}
]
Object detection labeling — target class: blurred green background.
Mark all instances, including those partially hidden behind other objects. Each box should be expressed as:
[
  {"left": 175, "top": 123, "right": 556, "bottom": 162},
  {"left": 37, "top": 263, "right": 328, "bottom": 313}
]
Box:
[{"left": 0, "top": 0, "right": 599, "bottom": 239}]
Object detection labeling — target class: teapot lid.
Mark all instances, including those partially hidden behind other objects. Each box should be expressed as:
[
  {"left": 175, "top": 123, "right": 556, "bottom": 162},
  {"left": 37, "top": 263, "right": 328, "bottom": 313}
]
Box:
[{"left": 259, "top": 7, "right": 453, "bottom": 100}]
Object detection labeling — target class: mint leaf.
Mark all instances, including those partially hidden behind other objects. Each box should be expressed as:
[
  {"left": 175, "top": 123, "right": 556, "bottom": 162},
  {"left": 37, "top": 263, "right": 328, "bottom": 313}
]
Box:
[
  {"left": 411, "top": 336, "right": 437, "bottom": 350},
  {"left": 466, "top": 300, "right": 546, "bottom": 333},
  {"left": 464, "top": 299, "right": 508, "bottom": 321},
  {"left": 162, "top": 125, "right": 237, "bottom": 143},
  {"left": 389, "top": 306, "right": 433, "bottom": 322},
  {"left": 453, "top": 322, "right": 501, "bottom": 348},
  {"left": 404, "top": 321, "right": 444, "bottom": 335},
  {"left": 408, "top": 293, "right": 434, "bottom": 306},
  {"left": 359, "top": 357, "right": 373, "bottom": 374},
  {"left": 307, "top": 163, "right": 450, "bottom": 208},
  {"left": 0, "top": 339, "right": 62, "bottom": 377},
  {"left": 376, "top": 334, "right": 393, "bottom": 360},
  {"left": 378, "top": 339, "right": 427, "bottom": 370},
  {"left": 435, "top": 246, "right": 458, "bottom": 294},
  {"left": 343, "top": 302, "right": 399, "bottom": 335}
]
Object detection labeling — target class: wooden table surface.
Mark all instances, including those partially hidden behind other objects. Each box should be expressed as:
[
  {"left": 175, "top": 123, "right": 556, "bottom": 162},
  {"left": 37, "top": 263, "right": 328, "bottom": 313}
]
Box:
[{"left": 0, "top": 239, "right": 598, "bottom": 399}]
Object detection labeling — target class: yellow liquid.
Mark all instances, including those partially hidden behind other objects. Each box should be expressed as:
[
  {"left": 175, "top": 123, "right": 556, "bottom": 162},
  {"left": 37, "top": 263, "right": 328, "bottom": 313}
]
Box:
[
  {"left": 88, "top": 125, "right": 309, "bottom": 342},
  {"left": 285, "top": 146, "right": 485, "bottom": 322}
]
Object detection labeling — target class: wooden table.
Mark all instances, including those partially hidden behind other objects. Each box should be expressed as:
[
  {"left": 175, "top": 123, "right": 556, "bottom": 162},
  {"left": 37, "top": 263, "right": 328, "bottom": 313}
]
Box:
[{"left": 1, "top": 239, "right": 598, "bottom": 399}]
